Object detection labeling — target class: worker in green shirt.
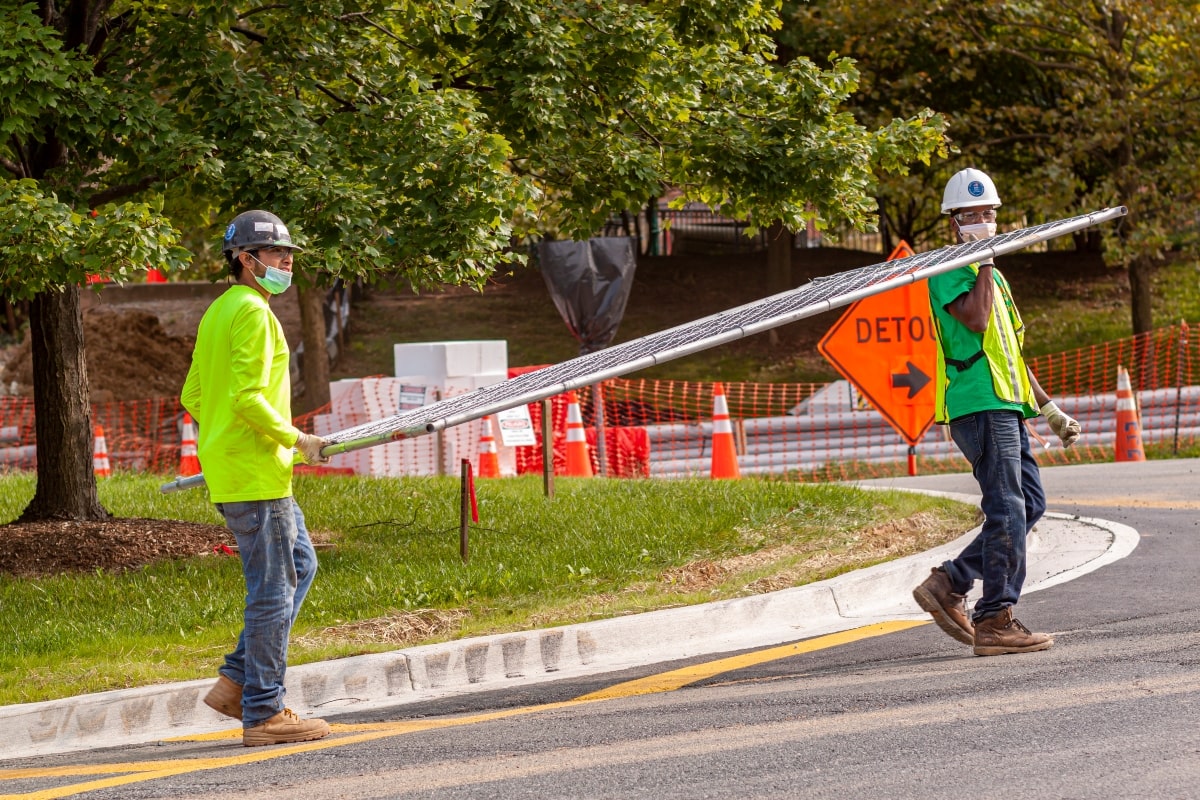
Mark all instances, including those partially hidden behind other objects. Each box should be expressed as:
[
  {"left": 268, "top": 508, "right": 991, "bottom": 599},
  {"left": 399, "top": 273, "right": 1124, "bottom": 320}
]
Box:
[
  {"left": 912, "top": 169, "right": 1080, "bottom": 656},
  {"left": 182, "top": 209, "right": 332, "bottom": 745}
]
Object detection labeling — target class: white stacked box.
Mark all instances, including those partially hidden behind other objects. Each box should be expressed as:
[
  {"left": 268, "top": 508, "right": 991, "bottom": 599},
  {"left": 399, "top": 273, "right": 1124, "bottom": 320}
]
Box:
[
  {"left": 313, "top": 378, "right": 443, "bottom": 476},
  {"left": 394, "top": 340, "right": 512, "bottom": 477},
  {"left": 312, "top": 341, "right": 512, "bottom": 477}
]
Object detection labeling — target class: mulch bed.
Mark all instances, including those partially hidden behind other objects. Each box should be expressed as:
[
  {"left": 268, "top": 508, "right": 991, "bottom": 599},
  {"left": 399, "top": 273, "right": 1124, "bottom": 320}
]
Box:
[{"left": 0, "top": 518, "right": 236, "bottom": 578}]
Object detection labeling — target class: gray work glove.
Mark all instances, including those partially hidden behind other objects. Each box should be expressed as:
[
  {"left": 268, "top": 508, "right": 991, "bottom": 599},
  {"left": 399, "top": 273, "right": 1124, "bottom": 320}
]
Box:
[
  {"left": 1040, "top": 401, "right": 1081, "bottom": 448},
  {"left": 295, "top": 431, "right": 330, "bottom": 464}
]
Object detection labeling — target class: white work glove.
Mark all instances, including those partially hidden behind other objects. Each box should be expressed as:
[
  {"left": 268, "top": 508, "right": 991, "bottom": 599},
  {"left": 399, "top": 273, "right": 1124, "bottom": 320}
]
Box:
[
  {"left": 1040, "top": 401, "right": 1081, "bottom": 448},
  {"left": 295, "top": 432, "right": 330, "bottom": 464}
]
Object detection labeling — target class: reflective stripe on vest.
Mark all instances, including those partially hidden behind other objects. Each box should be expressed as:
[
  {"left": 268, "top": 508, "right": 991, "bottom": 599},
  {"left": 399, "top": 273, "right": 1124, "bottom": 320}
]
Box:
[
  {"left": 934, "top": 265, "right": 1035, "bottom": 412},
  {"left": 984, "top": 267, "right": 1033, "bottom": 406}
]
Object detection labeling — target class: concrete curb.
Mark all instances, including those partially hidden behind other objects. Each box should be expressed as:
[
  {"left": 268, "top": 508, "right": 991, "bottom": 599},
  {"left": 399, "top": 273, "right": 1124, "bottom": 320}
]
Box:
[{"left": 0, "top": 510, "right": 1136, "bottom": 760}]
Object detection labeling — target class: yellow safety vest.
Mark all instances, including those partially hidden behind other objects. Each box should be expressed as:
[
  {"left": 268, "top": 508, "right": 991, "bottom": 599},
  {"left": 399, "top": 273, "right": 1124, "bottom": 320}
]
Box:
[
  {"left": 932, "top": 265, "right": 1036, "bottom": 422},
  {"left": 983, "top": 268, "right": 1034, "bottom": 406}
]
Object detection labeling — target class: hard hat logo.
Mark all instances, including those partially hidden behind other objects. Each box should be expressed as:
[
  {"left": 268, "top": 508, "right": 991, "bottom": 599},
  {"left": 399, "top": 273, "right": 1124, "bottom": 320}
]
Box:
[{"left": 967, "top": 181, "right": 986, "bottom": 198}]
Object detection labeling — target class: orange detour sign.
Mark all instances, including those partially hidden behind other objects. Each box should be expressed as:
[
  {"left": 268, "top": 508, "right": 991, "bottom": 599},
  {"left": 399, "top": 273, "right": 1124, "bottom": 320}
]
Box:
[{"left": 816, "top": 241, "right": 937, "bottom": 447}]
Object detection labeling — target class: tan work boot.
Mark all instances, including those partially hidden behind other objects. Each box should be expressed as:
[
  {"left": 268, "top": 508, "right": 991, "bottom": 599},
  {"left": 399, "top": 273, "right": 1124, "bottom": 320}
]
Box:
[
  {"left": 203, "top": 675, "right": 243, "bottom": 720},
  {"left": 243, "top": 708, "right": 331, "bottom": 747},
  {"left": 973, "top": 608, "right": 1053, "bottom": 656},
  {"left": 912, "top": 567, "right": 974, "bottom": 645}
]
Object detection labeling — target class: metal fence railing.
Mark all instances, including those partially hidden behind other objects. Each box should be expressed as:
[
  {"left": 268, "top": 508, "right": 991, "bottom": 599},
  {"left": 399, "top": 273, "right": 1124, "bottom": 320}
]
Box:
[{"left": 603, "top": 203, "right": 885, "bottom": 256}]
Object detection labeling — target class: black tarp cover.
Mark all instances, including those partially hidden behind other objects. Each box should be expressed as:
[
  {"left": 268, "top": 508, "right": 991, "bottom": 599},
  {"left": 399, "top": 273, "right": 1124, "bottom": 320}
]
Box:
[{"left": 538, "top": 237, "right": 637, "bottom": 355}]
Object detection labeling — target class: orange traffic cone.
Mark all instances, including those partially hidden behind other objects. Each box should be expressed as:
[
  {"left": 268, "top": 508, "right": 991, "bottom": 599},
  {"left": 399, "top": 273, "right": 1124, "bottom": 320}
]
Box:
[
  {"left": 1114, "top": 365, "right": 1145, "bottom": 462},
  {"left": 710, "top": 382, "right": 741, "bottom": 479},
  {"left": 179, "top": 412, "right": 200, "bottom": 476},
  {"left": 563, "top": 391, "right": 594, "bottom": 477},
  {"left": 93, "top": 425, "right": 111, "bottom": 478},
  {"left": 477, "top": 416, "right": 500, "bottom": 478}
]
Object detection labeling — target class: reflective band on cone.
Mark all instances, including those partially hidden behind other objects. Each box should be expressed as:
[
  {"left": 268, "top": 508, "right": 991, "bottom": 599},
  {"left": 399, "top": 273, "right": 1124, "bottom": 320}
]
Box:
[
  {"left": 563, "top": 391, "right": 593, "bottom": 477},
  {"left": 710, "top": 382, "right": 740, "bottom": 479},
  {"left": 93, "top": 425, "right": 111, "bottom": 478},
  {"left": 477, "top": 416, "right": 500, "bottom": 478},
  {"left": 1114, "top": 365, "right": 1145, "bottom": 462},
  {"left": 179, "top": 412, "right": 200, "bottom": 477}
]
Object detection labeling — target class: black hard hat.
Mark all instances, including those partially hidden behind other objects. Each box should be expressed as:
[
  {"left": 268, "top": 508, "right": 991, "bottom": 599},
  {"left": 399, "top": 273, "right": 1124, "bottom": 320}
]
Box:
[{"left": 222, "top": 210, "right": 303, "bottom": 255}]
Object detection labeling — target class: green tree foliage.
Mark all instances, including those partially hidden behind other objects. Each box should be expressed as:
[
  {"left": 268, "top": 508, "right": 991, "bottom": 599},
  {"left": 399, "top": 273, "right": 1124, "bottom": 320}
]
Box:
[
  {"left": 783, "top": 0, "right": 1200, "bottom": 334},
  {"left": 1, "top": 0, "right": 944, "bottom": 520},
  {"left": 2, "top": 0, "right": 950, "bottom": 281}
]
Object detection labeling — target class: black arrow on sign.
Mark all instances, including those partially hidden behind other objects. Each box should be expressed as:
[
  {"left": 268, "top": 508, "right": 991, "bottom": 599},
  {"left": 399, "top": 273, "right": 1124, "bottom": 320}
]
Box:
[{"left": 891, "top": 361, "right": 931, "bottom": 399}]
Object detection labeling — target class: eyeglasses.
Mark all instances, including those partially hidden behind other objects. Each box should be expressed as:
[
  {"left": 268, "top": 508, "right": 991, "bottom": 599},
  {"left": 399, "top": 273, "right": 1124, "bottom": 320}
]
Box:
[
  {"left": 256, "top": 246, "right": 295, "bottom": 259},
  {"left": 953, "top": 210, "right": 997, "bottom": 224}
]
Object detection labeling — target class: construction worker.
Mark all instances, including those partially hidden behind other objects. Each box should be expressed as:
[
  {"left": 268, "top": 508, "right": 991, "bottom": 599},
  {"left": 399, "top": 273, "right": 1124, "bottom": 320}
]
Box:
[
  {"left": 181, "top": 209, "right": 332, "bottom": 745},
  {"left": 912, "top": 169, "right": 1080, "bottom": 656}
]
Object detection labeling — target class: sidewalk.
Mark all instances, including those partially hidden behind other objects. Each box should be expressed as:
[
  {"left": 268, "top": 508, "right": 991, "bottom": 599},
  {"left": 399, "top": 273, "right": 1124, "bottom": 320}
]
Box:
[{"left": 0, "top": 491, "right": 1138, "bottom": 761}]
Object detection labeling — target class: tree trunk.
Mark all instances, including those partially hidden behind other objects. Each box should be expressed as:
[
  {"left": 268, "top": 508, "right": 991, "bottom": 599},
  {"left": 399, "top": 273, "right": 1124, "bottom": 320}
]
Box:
[
  {"left": 1072, "top": 228, "right": 1104, "bottom": 252},
  {"left": 879, "top": 209, "right": 895, "bottom": 255},
  {"left": 1127, "top": 256, "right": 1154, "bottom": 335},
  {"left": 297, "top": 283, "right": 331, "bottom": 413},
  {"left": 766, "top": 223, "right": 793, "bottom": 347},
  {"left": 19, "top": 285, "right": 109, "bottom": 522}
]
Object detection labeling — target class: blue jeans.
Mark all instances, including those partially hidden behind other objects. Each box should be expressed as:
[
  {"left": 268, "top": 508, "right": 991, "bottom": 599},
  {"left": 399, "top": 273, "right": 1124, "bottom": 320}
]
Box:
[
  {"left": 214, "top": 497, "right": 317, "bottom": 728},
  {"left": 941, "top": 411, "right": 1045, "bottom": 622}
]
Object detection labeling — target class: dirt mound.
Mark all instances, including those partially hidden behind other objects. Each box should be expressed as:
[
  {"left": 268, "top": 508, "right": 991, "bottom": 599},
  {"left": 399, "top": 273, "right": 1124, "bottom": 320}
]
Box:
[{"left": 2, "top": 308, "right": 196, "bottom": 404}]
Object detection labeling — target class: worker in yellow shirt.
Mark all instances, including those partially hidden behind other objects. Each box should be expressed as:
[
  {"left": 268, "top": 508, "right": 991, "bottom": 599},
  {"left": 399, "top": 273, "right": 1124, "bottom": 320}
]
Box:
[{"left": 182, "top": 209, "right": 331, "bottom": 746}]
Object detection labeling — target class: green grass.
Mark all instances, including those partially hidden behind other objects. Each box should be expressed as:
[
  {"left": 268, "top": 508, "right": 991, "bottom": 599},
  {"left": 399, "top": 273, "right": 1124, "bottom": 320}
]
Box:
[
  {"left": 1013, "top": 256, "right": 1200, "bottom": 358},
  {"left": 0, "top": 472, "right": 977, "bottom": 706},
  {"left": 336, "top": 275, "right": 581, "bottom": 381}
]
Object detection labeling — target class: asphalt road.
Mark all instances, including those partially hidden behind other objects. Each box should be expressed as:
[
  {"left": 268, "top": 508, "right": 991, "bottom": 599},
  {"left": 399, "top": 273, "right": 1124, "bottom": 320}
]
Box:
[{"left": 3, "top": 459, "right": 1198, "bottom": 800}]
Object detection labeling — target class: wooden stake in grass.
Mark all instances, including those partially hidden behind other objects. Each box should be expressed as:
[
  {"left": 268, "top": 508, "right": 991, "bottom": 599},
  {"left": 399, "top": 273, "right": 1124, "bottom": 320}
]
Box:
[
  {"left": 541, "top": 397, "right": 555, "bottom": 499},
  {"left": 460, "top": 458, "right": 477, "bottom": 563}
]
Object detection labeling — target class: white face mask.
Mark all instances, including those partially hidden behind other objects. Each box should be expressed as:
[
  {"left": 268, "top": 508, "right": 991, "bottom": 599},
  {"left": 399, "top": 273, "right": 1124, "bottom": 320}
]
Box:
[
  {"left": 247, "top": 254, "right": 293, "bottom": 294},
  {"left": 957, "top": 222, "right": 997, "bottom": 241}
]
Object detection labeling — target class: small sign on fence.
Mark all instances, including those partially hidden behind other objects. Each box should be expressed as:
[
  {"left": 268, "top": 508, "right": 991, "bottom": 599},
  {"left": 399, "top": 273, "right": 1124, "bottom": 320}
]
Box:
[
  {"left": 397, "top": 384, "right": 432, "bottom": 411},
  {"left": 496, "top": 404, "right": 538, "bottom": 447}
]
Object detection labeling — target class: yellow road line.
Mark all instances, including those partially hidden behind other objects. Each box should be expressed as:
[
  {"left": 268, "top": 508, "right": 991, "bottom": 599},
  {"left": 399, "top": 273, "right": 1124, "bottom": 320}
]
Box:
[
  {"left": 1052, "top": 498, "right": 1200, "bottom": 509},
  {"left": 0, "top": 620, "right": 925, "bottom": 799},
  {"left": 573, "top": 620, "right": 925, "bottom": 701}
]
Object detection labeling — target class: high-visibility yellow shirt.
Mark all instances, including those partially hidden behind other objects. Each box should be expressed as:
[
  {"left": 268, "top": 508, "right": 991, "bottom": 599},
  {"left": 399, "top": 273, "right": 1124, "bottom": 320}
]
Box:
[{"left": 181, "top": 285, "right": 299, "bottom": 502}]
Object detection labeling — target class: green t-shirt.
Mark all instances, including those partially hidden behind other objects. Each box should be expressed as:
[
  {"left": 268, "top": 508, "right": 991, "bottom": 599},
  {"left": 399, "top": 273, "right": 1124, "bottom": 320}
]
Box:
[
  {"left": 181, "top": 285, "right": 299, "bottom": 502},
  {"left": 929, "top": 265, "right": 1035, "bottom": 422}
]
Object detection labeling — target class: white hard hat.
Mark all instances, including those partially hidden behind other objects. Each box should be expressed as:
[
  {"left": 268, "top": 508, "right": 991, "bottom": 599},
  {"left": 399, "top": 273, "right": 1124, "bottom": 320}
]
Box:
[{"left": 941, "top": 168, "right": 1002, "bottom": 214}]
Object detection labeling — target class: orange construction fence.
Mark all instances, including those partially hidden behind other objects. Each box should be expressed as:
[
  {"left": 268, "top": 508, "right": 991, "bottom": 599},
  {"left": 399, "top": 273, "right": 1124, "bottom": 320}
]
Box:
[{"left": 3, "top": 321, "right": 1200, "bottom": 479}]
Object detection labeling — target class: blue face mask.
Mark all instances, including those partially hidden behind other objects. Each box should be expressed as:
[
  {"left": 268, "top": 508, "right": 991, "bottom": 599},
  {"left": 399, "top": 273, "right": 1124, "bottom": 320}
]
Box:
[{"left": 247, "top": 254, "right": 293, "bottom": 295}]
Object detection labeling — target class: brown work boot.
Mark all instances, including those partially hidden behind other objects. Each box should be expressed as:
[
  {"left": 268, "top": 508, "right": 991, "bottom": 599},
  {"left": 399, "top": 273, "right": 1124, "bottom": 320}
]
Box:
[
  {"left": 973, "top": 608, "right": 1054, "bottom": 656},
  {"left": 203, "top": 674, "right": 243, "bottom": 720},
  {"left": 243, "top": 708, "right": 331, "bottom": 747},
  {"left": 912, "top": 567, "right": 974, "bottom": 645}
]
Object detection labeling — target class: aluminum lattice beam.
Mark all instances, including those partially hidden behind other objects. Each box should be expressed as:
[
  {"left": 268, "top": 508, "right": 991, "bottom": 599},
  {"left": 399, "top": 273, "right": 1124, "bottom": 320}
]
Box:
[{"left": 162, "top": 205, "right": 1126, "bottom": 493}]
